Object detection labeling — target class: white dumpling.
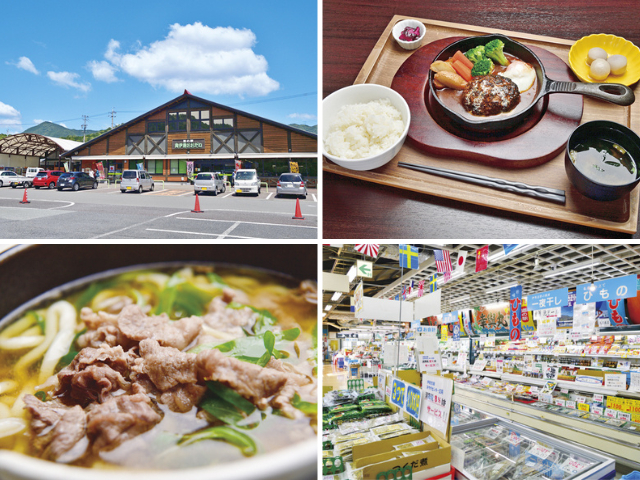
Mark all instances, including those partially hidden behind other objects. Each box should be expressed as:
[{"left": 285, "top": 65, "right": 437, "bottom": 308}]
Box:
[
  {"left": 590, "top": 58, "right": 610, "bottom": 80},
  {"left": 587, "top": 47, "right": 608, "bottom": 65},
  {"left": 608, "top": 54, "right": 627, "bottom": 75}
]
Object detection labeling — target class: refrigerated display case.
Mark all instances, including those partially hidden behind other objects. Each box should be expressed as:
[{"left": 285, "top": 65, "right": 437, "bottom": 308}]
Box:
[
  {"left": 451, "top": 420, "right": 616, "bottom": 480},
  {"left": 451, "top": 403, "right": 496, "bottom": 433}
]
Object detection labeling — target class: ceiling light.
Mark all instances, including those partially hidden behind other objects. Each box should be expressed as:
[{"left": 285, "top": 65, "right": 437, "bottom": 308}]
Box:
[
  {"left": 322, "top": 312, "right": 327, "bottom": 317},
  {"left": 347, "top": 266, "right": 357, "bottom": 282},
  {"left": 324, "top": 305, "right": 332, "bottom": 311},
  {"left": 542, "top": 259, "right": 602, "bottom": 278},
  {"left": 450, "top": 294, "right": 471, "bottom": 303},
  {"left": 485, "top": 282, "right": 519, "bottom": 294},
  {"left": 484, "top": 302, "right": 509, "bottom": 310},
  {"left": 331, "top": 292, "right": 341, "bottom": 301}
]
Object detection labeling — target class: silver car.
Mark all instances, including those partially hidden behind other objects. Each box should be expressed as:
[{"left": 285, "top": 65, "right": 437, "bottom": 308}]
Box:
[
  {"left": 194, "top": 172, "right": 226, "bottom": 196},
  {"left": 121, "top": 170, "right": 154, "bottom": 193},
  {"left": 276, "top": 173, "right": 307, "bottom": 198}
]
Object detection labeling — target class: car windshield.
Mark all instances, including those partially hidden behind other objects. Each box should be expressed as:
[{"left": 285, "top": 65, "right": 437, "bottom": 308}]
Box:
[
  {"left": 122, "top": 171, "right": 138, "bottom": 179},
  {"left": 60, "top": 173, "right": 72, "bottom": 178},
  {"left": 236, "top": 171, "right": 256, "bottom": 180},
  {"left": 52, "top": 172, "right": 62, "bottom": 176},
  {"left": 196, "top": 174, "right": 212, "bottom": 180},
  {"left": 36, "top": 172, "right": 47, "bottom": 177},
  {"left": 279, "top": 174, "right": 301, "bottom": 182}
]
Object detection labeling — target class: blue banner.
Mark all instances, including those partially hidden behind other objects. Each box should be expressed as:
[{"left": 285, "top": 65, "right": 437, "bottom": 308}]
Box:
[
  {"left": 417, "top": 326, "right": 438, "bottom": 335},
  {"left": 509, "top": 285, "right": 522, "bottom": 341},
  {"left": 528, "top": 287, "right": 569, "bottom": 311},
  {"left": 404, "top": 384, "right": 422, "bottom": 420},
  {"left": 411, "top": 318, "right": 421, "bottom": 330},
  {"left": 442, "top": 311, "right": 456, "bottom": 324},
  {"left": 391, "top": 378, "right": 407, "bottom": 409},
  {"left": 576, "top": 274, "right": 637, "bottom": 304},
  {"left": 596, "top": 299, "right": 629, "bottom": 326},
  {"left": 452, "top": 323, "right": 461, "bottom": 341},
  {"left": 503, "top": 244, "right": 518, "bottom": 255}
]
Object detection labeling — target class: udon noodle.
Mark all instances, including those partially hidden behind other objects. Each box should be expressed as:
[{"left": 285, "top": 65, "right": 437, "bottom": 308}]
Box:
[{"left": 0, "top": 266, "right": 317, "bottom": 469}]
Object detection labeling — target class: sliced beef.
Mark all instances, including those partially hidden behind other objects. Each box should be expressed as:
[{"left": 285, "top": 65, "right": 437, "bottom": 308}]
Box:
[
  {"left": 266, "top": 358, "right": 314, "bottom": 418},
  {"left": 203, "top": 296, "right": 256, "bottom": 337},
  {"left": 159, "top": 384, "right": 206, "bottom": 413},
  {"left": 117, "top": 305, "right": 202, "bottom": 350},
  {"left": 86, "top": 393, "right": 162, "bottom": 452},
  {"left": 80, "top": 307, "right": 119, "bottom": 330},
  {"left": 196, "top": 349, "right": 289, "bottom": 408},
  {"left": 77, "top": 325, "right": 120, "bottom": 349},
  {"left": 23, "top": 394, "right": 87, "bottom": 462}
]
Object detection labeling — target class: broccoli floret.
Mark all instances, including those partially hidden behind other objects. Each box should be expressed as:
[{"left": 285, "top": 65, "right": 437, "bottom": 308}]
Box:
[
  {"left": 471, "top": 58, "right": 494, "bottom": 76},
  {"left": 465, "top": 45, "right": 486, "bottom": 64},
  {"left": 485, "top": 39, "right": 509, "bottom": 66}
]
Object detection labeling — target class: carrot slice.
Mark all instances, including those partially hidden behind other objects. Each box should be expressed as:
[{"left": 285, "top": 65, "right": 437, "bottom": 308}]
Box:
[
  {"left": 452, "top": 60, "right": 473, "bottom": 82},
  {"left": 453, "top": 50, "right": 474, "bottom": 70}
]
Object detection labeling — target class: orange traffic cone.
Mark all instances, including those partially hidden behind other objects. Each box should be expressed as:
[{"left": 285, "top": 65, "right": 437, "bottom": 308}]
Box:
[
  {"left": 191, "top": 193, "right": 203, "bottom": 213},
  {"left": 292, "top": 198, "right": 304, "bottom": 220},
  {"left": 20, "top": 189, "right": 30, "bottom": 204}
]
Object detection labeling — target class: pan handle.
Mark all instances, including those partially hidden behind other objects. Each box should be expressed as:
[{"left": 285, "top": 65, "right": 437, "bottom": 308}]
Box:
[{"left": 545, "top": 80, "right": 635, "bottom": 106}]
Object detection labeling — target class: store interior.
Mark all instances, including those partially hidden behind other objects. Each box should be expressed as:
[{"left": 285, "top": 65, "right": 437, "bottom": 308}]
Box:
[{"left": 322, "top": 244, "right": 640, "bottom": 480}]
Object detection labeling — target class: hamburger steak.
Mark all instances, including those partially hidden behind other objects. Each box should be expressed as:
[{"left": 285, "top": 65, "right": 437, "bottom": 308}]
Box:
[{"left": 462, "top": 75, "right": 520, "bottom": 116}]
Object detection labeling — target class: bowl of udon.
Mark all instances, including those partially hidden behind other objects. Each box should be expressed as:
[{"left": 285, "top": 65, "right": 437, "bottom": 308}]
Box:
[{"left": 0, "top": 245, "right": 317, "bottom": 480}]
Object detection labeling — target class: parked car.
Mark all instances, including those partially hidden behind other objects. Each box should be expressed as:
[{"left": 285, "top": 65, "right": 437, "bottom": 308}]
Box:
[
  {"left": 0, "top": 171, "right": 31, "bottom": 188},
  {"left": 57, "top": 172, "right": 97, "bottom": 191},
  {"left": 120, "top": 170, "right": 154, "bottom": 193},
  {"left": 25, "top": 167, "right": 44, "bottom": 178},
  {"left": 33, "top": 170, "right": 65, "bottom": 189},
  {"left": 276, "top": 173, "right": 307, "bottom": 198},
  {"left": 193, "top": 173, "right": 225, "bottom": 196},
  {"left": 234, "top": 169, "right": 261, "bottom": 196}
]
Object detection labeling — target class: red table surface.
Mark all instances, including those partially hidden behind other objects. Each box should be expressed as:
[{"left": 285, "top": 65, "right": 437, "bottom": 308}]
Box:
[{"left": 323, "top": 0, "right": 640, "bottom": 239}]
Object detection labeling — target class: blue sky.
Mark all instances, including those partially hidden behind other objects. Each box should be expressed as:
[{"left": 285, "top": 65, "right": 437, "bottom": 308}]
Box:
[{"left": 0, "top": 0, "right": 317, "bottom": 134}]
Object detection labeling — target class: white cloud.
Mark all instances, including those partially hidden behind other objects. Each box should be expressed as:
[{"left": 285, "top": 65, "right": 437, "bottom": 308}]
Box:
[
  {"left": 101, "top": 22, "right": 279, "bottom": 96},
  {"left": 0, "top": 101, "right": 21, "bottom": 129},
  {"left": 288, "top": 113, "right": 317, "bottom": 121},
  {"left": 6, "top": 56, "right": 40, "bottom": 75},
  {"left": 87, "top": 60, "right": 119, "bottom": 83},
  {"left": 46, "top": 71, "right": 91, "bottom": 92},
  {"left": 34, "top": 119, "right": 47, "bottom": 124}
]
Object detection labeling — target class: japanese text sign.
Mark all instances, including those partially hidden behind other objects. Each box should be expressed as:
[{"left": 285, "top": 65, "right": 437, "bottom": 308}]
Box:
[
  {"left": 452, "top": 323, "right": 460, "bottom": 341},
  {"left": 576, "top": 274, "right": 637, "bottom": 304},
  {"left": 419, "top": 354, "right": 442, "bottom": 373},
  {"left": 391, "top": 378, "right": 407, "bottom": 409},
  {"left": 404, "top": 384, "right": 422, "bottom": 420},
  {"left": 509, "top": 285, "right": 522, "bottom": 341},
  {"left": 528, "top": 288, "right": 569, "bottom": 311}
]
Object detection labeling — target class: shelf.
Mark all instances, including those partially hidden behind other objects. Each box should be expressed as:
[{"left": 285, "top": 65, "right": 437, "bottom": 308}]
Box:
[
  {"left": 479, "top": 350, "right": 640, "bottom": 359},
  {"left": 469, "top": 370, "right": 502, "bottom": 379},
  {"left": 443, "top": 365, "right": 465, "bottom": 373},
  {"left": 501, "top": 373, "right": 547, "bottom": 386}
]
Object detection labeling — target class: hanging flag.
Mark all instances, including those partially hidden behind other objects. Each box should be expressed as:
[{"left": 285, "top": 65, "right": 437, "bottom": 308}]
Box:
[
  {"left": 418, "top": 280, "right": 425, "bottom": 297},
  {"left": 402, "top": 285, "right": 407, "bottom": 300},
  {"left": 406, "top": 281, "right": 413, "bottom": 296},
  {"left": 399, "top": 244, "right": 419, "bottom": 269},
  {"left": 503, "top": 244, "right": 518, "bottom": 255},
  {"left": 427, "top": 274, "right": 438, "bottom": 293},
  {"left": 456, "top": 250, "right": 468, "bottom": 273},
  {"left": 355, "top": 244, "right": 380, "bottom": 258},
  {"left": 394, "top": 295, "right": 400, "bottom": 301},
  {"left": 443, "top": 271, "right": 452, "bottom": 283},
  {"left": 475, "top": 245, "right": 489, "bottom": 272},
  {"left": 434, "top": 249, "right": 453, "bottom": 273},
  {"left": 509, "top": 285, "right": 522, "bottom": 341}
]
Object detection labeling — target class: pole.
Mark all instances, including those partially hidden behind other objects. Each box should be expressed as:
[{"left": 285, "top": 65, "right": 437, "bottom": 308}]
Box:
[{"left": 395, "top": 264, "right": 403, "bottom": 376}]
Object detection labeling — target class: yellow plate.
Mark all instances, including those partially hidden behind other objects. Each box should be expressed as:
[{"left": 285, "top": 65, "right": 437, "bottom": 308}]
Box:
[{"left": 568, "top": 33, "right": 640, "bottom": 86}]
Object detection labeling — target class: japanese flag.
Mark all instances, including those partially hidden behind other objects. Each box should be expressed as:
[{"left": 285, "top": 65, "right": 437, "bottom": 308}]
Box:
[{"left": 456, "top": 250, "right": 468, "bottom": 273}]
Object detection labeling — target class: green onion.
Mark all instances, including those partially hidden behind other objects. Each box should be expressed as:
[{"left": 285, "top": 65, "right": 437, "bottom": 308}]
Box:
[{"left": 178, "top": 426, "right": 258, "bottom": 457}]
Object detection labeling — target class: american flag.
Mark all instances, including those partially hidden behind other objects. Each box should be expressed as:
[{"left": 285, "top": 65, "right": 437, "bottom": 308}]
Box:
[
  {"left": 354, "top": 244, "right": 379, "bottom": 258},
  {"left": 434, "top": 249, "right": 453, "bottom": 273},
  {"left": 443, "top": 271, "right": 451, "bottom": 283}
]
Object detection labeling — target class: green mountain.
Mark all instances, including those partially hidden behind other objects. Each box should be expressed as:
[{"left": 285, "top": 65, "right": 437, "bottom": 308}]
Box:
[
  {"left": 23, "top": 121, "right": 97, "bottom": 138},
  {"left": 290, "top": 124, "right": 317, "bottom": 135}
]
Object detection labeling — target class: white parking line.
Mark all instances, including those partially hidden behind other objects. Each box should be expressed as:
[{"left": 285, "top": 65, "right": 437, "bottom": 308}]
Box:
[
  {"left": 222, "top": 193, "right": 233, "bottom": 198},
  {"left": 164, "top": 210, "right": 191, "bottom": 218},
  {"left": 265, "top": 193, "right": 273, "bottom": 200},
  {"left": 218, "top": 221, "right": 241, "bottom": 239},
  {"left": 0, "top": 197, "right": 75, "bottom": 209},
  {"left": 182, "top": 208, "right": 317, "bottom": 217},
  {"left": 312, "top": 194, "right": 317, "bottom": 202},
  {"left": 177, "top": 191, "right": 193, "bottom": 197},
  {"left": 146, "top": 228, "right": 253, "bottom": 238},
  {"left": 107, "top": 190, "right": 121, "bottom": 194},
  {"left": 176, "top": 217, "right": 316, "bottom": 229}
]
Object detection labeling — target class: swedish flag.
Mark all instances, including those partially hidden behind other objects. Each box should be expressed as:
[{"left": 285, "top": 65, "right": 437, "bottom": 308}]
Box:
[{"left": 399, "top": 244, "right": 419, "bottom": 269}]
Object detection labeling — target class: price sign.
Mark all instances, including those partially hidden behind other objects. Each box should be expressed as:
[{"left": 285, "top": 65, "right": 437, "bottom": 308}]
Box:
[
  {"left": 605, "top": 374, "right": 627, "bottom": 390},
  {"left": 481, "top": 377, "right": 493, "bottom": 386},
  {"left": 458, "top": 352, "right": 468, "bottom": 369},
  {"left": 561, "top": 457, "right": 589, "bottom": 475},
  {"left": 530, "top": 386, "right": 540, "bottom": 394},
  {"left": 566, "top": 400, "right": 576, "bottom": 409},
  {"left": 554, "top": 399, "right": 566, "bottom": 407},
  {"left": 496, "top": 358, "right": 504, "bottom": 374},
  {"left": 486, "top": 427, "right": 502, "bottom": 439},
  {"left": 419, "top": 354, "right": 442, "bottom": 373},
  {"left": 472, "top": 359, "right": 487, "bottom": 371},
  {"left": 404, "top": 384, "right": 422, "bottom": 420},
  {"left": 507, "top": 432, "right": 522, "bottom": 445},
  {"left": 631, "top": 372, "right": 640, "bottom": 393},
  {"left": 529, "top": 444, "right": 554, "bottom": 460},
  {"left": 576, "top": 395, "right": 587, "bottom": 404},
  {"left": 515, "top": 385, "right": 525, "bottom": 393},
  {"left": 539, "top": 393, "right": 554, "bottom": 403},
  {"left": 605, "top": 408, "right": 617, "bottom": 419},
  {"left": 594, "top": 394, "right": 604, "bottom": 403},
  {"left": 560, "top": 388, "right": 569, "bottom": 394},
  {"left": 619, "top": 412, "right": 632, "bottom": 421},
  {"left": 505, "top": 384, "right": 516, "bottom": 392},
  {"left": 592, "top": 405, "right": 604, "bottom": 415},
  {"left": 391, "top": 378, "right": 406, "bottom": 409},
  {"left": 577, "top": 403, "right": 590, "bottom": 412},
  {"left": 378, "top": 372, "right": 387, "bottom": 397}
]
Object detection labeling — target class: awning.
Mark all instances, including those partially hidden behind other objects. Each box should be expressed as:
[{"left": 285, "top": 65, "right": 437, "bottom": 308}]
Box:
[
  {"left": 0, "top": 134, "right": 82, "bottom": 158},
  {"left": 67, "top": 152, "right": 318, "bottom": 161}
]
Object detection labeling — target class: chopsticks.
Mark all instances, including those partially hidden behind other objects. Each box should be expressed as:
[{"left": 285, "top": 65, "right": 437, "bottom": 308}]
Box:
[{"left": 398, "top": 162, "right": 566, "bottom": 205}]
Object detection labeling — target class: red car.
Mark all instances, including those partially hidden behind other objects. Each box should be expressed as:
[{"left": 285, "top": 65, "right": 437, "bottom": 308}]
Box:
[{"left": 33, "top": 170, "right": 65, "bottom": 189}]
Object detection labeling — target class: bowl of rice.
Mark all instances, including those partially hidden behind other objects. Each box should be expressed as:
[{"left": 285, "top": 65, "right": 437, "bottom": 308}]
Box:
[{"left": 323, "top": 84, "right": 411, "bottom": 171}]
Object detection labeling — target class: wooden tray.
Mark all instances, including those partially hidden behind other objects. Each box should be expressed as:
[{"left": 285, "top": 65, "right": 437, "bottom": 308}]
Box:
[{"left": 322, "top": 16, "right": 640, "bottom": 234}]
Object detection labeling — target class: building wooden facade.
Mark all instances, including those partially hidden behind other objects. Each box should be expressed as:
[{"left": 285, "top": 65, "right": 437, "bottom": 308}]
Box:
[{"left": 62, "top": 91, "right": 317, "bottom": 182}]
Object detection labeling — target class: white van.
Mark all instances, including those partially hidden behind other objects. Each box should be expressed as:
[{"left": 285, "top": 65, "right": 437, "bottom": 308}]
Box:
[
  {"left": 25, "top": 167, "right": 44, "bottom": 178},
  {"left": 234, "top": 169, "right": 261, "bottom": 196},
  {"left": 120, "top": 170, "right": 155, "bottom": 193}
]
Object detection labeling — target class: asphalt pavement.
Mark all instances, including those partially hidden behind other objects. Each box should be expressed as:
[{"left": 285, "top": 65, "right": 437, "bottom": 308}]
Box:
[{"left": 0, "top": 183, "right": 318, "bottom": 239}]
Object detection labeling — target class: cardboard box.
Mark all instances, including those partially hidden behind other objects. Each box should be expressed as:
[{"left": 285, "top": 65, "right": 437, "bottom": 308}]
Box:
[
  {"left": 352, "top": 430, "right": 451, "bottom": 479},
  {"left": 397, "top": 369, "right": 421, "bottom": 386}
]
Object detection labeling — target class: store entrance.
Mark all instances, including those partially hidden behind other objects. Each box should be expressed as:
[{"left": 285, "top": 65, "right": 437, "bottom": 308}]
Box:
[{"left": 193, "top": 159, "right": 235, "bottom": 175}]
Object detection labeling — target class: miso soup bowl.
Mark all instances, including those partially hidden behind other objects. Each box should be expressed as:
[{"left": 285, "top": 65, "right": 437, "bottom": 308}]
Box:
[
  {"left": 0, "top": 244, "right": 317, "bottom": 480},
  {"left": 565, "top": 120, "right": 640, "bottom": 201}
]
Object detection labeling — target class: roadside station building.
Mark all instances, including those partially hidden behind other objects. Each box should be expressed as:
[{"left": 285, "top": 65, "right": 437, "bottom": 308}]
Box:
[{"left": 61, "top": 90, "right": 317, "bottom": 184}]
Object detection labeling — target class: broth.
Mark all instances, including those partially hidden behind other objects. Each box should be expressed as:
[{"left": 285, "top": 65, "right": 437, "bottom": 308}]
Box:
[
  {"left": 0, "top": 266, "right": 317, "bottom": 470},
  {"left": 434, "top": 53, "right": 539, "bottom": 120},
  {"left": 570, "top": 139, "right": 637, "bottom": 185}
]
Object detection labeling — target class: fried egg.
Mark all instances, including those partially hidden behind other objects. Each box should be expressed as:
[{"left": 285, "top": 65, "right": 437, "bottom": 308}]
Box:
[{"left": 498, "top": 61, "right": 535, "bottom": 92}]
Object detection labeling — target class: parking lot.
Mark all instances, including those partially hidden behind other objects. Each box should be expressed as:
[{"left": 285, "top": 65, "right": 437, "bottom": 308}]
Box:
[{"left": 0, "top": 183, "right": 318, "bottom": 239}]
